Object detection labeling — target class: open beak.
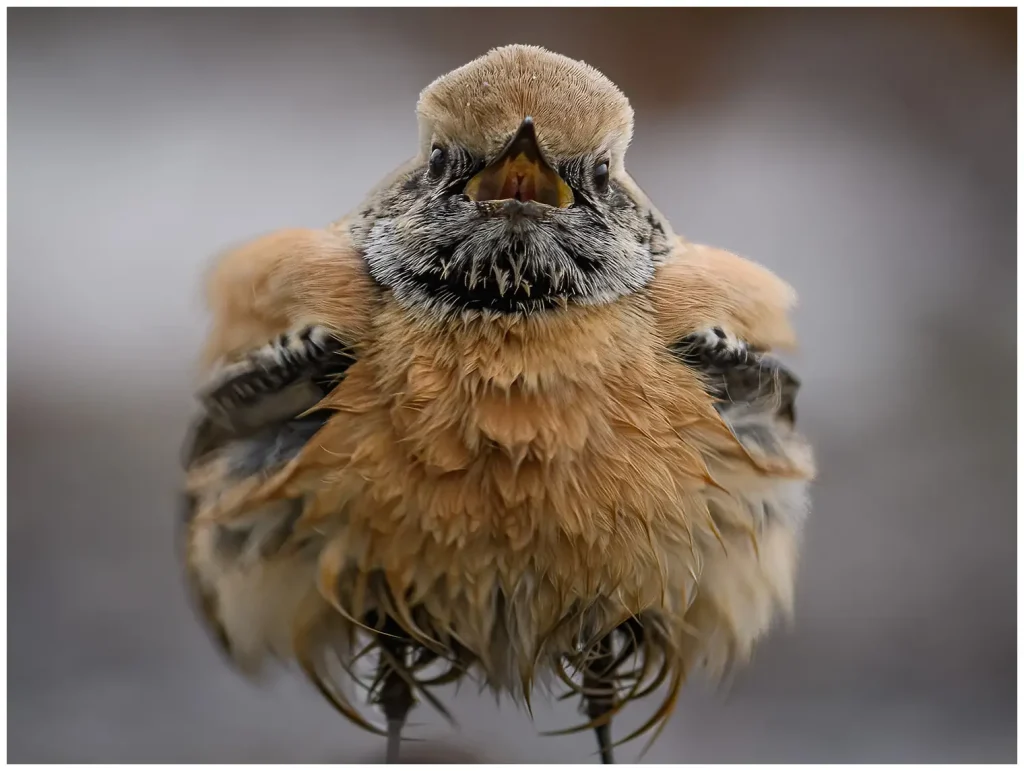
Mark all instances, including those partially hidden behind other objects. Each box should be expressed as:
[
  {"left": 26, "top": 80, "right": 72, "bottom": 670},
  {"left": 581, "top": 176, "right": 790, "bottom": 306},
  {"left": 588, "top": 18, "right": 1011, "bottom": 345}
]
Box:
[{"left": 464, "top": 117, "right": 574, "bottom": 209}]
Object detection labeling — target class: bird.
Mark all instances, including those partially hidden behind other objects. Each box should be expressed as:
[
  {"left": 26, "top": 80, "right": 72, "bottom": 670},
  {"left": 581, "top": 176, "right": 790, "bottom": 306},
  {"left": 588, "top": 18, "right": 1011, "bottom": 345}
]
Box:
[{"left": 179, "top": 44, "right": 815, "bottom": 764}]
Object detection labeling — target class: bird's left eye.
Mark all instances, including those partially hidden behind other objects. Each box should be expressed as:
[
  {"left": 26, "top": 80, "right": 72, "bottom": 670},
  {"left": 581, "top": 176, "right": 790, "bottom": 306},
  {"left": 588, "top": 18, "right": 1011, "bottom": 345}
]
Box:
[
  {"left": 593, "top": 160, "right": 610, "bottom": 191},
  {"left": 428, "top": 146, "right": 447, "bottom": 178}
]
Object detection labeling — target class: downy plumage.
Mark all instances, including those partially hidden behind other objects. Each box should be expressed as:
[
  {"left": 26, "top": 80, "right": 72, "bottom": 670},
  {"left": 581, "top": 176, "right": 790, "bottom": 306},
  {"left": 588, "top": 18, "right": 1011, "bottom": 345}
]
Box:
[{"left": 181, "top": 45, "right": 815, "bottom": 763}]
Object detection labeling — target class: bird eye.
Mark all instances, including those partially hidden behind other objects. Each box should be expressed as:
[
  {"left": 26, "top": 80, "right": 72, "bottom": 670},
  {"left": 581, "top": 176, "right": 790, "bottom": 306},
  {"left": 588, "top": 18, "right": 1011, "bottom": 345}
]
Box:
[
  {"left": 593, "top": 160, "right": 610, "bottom": 191},
  {"left": 428, "top": 146, "right": 447, "bottom": 179}
]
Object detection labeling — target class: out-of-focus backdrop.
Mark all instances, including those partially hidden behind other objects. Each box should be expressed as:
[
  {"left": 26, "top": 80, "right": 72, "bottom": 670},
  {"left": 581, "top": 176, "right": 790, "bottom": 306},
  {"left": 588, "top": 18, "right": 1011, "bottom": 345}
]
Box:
[{"left": 8, "top": 8, "right": 1016, "bottom": 763}]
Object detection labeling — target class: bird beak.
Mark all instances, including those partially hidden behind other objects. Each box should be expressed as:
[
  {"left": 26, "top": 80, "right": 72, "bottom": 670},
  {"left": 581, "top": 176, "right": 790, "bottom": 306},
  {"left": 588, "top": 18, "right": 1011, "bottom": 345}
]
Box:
[{"left": 464, "top": 117, "right": 574, "bottom": 209}]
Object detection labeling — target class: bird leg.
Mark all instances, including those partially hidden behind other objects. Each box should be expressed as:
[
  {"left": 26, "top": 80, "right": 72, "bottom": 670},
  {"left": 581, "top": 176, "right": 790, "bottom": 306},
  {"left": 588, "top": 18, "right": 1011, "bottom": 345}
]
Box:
[
  {"left": 380, "top": 666, "right": 414, "bottom": 763},
  {"left": 375, "top": 623, "right": 416, "bottom": 764},
  {"left": 583, "top": 636, "right": 617, "bottom": 764}
]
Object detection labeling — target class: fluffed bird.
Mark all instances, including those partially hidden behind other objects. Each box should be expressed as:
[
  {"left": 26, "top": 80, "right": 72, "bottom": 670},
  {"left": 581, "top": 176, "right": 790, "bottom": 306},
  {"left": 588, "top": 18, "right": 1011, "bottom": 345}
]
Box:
[{"left": 180, "top": 45, "right": 815, "bottom": 763}]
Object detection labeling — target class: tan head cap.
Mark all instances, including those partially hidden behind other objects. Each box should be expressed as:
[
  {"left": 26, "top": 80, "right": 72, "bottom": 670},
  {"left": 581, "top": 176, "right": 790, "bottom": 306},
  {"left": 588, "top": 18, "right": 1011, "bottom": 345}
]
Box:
[{"left": 417, "top": 45, "right": 635, "bottom": 171}]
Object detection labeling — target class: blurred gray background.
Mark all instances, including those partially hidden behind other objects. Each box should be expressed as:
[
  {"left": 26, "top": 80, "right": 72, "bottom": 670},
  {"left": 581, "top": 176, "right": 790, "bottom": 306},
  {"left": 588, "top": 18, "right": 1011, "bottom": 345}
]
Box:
[{"left": 8, "top": 8, "right": 1016, "bottom": 763}]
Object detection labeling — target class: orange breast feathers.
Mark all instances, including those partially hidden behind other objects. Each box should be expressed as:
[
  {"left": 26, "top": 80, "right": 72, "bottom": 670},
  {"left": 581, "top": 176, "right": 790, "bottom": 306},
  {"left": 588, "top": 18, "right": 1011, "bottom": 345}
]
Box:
[{"left": 193, "top": 226, "right": 806, "bottom": 606}]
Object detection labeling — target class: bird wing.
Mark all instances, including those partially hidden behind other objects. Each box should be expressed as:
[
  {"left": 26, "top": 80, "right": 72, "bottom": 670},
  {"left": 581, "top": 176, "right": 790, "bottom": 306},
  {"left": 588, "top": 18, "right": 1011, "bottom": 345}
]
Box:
[
  {"left": 649, "top": 239, "right": 815, "bottom": 681},
  {"left": 650, "top": 238, "right": 808, "bottom": 470},
  {"left": 180, "top": 226, "right": 375, "bottom": 677}
]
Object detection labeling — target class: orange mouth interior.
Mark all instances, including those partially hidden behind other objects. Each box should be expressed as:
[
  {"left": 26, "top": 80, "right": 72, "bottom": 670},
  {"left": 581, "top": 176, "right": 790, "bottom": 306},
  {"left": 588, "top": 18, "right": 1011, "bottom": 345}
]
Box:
[{"left": 465, "top": 154, "right": 575, "bottom": 208}]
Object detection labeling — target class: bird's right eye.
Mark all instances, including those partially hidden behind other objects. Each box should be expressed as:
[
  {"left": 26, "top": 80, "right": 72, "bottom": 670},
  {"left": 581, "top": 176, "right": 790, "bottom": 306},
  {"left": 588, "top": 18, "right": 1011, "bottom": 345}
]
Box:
[{"left": 428, "top": 146, "right": 447, "bottom": 178}]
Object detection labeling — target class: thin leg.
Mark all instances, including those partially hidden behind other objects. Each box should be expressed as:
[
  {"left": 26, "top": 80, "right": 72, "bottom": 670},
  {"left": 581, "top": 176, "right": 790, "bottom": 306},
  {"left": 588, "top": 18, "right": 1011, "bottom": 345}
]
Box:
[
  {"left": 592, "top": 722, "right": 615, "bottom": 765},
  {"left": 385, "top": 716, "right": 404, "bottom": 763},
  {"left": 380, "top": 665, "right": 414, "bottom": 762},
  {"left": 584, "top": 637, "right": 616, "bottom": 764},
  {"left": 377, "top": 629, "right": 415, "bottom": 764}
]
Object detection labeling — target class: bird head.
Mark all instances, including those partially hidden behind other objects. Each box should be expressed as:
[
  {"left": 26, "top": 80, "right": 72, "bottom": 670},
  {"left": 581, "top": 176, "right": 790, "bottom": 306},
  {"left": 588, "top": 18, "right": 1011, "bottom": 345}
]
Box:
[{"left": 353, "top": 44, "right": 675, "bottom": 316}]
